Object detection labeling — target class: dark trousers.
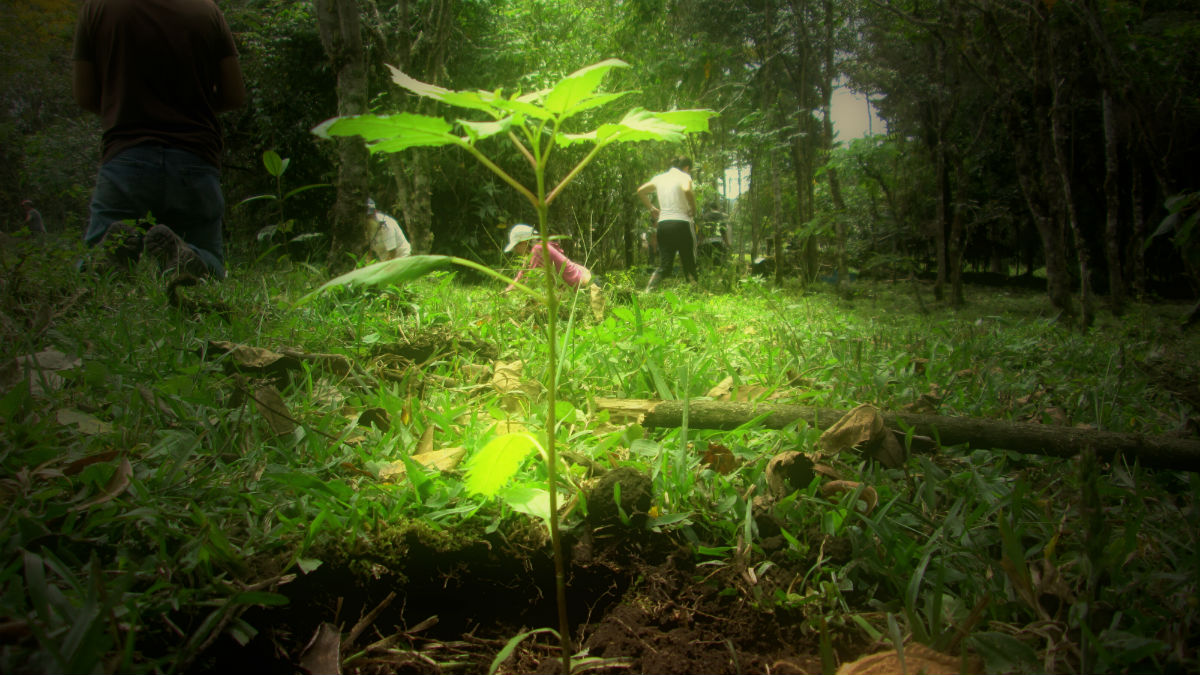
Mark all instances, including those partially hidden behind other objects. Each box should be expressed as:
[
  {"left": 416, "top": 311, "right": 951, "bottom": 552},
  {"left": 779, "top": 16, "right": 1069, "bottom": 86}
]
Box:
[{"left": 654, "top": 219, "right": 697, "bottom": 282}]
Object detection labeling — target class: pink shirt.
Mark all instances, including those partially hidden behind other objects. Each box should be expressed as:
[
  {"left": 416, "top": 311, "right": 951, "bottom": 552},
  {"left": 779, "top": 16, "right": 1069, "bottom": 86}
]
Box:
[{"left": 506, "top": 242, "right": 592, "bottom": 291}]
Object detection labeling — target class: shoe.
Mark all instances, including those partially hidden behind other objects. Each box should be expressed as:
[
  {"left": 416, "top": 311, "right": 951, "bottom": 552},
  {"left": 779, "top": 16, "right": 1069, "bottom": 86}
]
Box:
[
  {"left": 96, "top": 222, "right": 144, "bottom": 270},
  {"left": 143, "top": 224, "right": 207, "bottom": 277}
]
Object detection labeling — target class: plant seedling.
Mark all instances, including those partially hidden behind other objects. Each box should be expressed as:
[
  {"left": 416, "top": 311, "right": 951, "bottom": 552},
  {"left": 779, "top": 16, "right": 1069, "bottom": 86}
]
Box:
[{"left": 306, "top": 59, "right": 715, "bottom": 672}]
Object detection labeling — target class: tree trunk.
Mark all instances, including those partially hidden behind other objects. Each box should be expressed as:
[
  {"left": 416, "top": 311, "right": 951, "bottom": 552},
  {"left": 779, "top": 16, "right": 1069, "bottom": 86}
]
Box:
[
  {"left": 1048, "top": 40, "right": 1094, "bottom": 329},
  {"left": 1012, "top": 122, "right": 1074, "bottom": 318},
  {"left": 315, "top": 0, "right": 370, "bottom": 272},
  {"left": 771, "top": 153, "right": 785, "bottom": 285},
  {"left": 595, "top": 398, "right": 1200, "bottom": 472},
  {"left": 1101, "top": 89, "right": 1126, "bottom": 314},
  {"left": 391, "top": 153, "right": 433, "bottom": 254},
  {"left": 821, "top": 0, "right": 847, "bottom": 293},
  {"left": 949, "top": 155, "right": 966, "bottom": 307},
  {"left": 1130, "top": 164, "right": 1146, "bottom": 298}
]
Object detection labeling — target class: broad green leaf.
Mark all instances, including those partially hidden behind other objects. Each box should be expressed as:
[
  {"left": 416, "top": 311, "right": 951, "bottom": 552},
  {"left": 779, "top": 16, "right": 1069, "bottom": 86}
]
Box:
[
  {"left": 652, "top": 109, "right": 718, "bottom": 134},
  {"left": 459, "top": 116, "right": 517, "bottom": 144},
  {"left": 263, "top": 150, "right": 287, "bottom": 177},
  {"left": 314, "top": 113, "right": 463, "bottom": 154},
  {"left": 558, "top": 90, "right": 636, "bottom": 118},
  {"left": 463, "top": 433, "right": 542, "bottom": 497},
  {"left": 387, "top": 65, "right": 497, "bottom": 113},
  {"left": 554, "top": 130, "right": 598, "bottom": 148},
  {"left": 487, "top": 92, "right": 555, "bottom": 120},
  {"left": 587, "top": 108, "right": 717, "bottom": 147},
  {"left": 497, "top": 485, "right": 552, "bottom": 524},
  {"left": 295, "top": 255, "right": 455, "bottom": 306},
  {"left": 589, "top": 109, "right": 686, "bottom": 146},
  {"left": 543, "top": 59, "right": 629, "bottom": 115}
]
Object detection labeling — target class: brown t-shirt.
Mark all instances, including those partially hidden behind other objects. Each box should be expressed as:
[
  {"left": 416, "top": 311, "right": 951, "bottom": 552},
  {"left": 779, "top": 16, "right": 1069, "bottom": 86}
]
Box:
[{"left": 73, "top": 0, "right": 238, "bottom": 168}]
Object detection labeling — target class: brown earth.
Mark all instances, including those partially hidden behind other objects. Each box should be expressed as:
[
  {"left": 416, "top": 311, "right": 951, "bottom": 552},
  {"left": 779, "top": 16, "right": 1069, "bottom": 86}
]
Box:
[{"left": 187, "top": 505, "right": 865, "bottom": 675}]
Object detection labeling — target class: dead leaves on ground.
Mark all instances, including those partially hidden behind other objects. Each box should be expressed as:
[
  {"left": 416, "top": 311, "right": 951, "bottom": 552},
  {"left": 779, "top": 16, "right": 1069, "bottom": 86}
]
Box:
[
  {"left": 817, "top": 403, "right": 907, "bottom": 469},
  {"left": 836, "top": 642, "right": 976, "bottom": 675}
]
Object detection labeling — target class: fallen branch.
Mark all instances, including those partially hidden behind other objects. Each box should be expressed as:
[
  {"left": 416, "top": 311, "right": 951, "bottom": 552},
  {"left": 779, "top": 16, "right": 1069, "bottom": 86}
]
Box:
[{"left": 594, "top": 398, "right": 1200, "bottom": 473}]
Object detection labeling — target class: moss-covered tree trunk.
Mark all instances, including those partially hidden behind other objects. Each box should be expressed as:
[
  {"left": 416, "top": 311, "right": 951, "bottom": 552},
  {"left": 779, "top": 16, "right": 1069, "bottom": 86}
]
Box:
[{"left": 316, "top": 0, "right": 369, "bottom": 272}]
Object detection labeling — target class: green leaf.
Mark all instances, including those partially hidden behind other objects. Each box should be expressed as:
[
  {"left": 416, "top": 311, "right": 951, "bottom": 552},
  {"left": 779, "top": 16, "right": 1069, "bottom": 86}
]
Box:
[
  {"left": 652, "top": 109, "right": 719, "bottom": 134},
  {"left": 263, "top": 150, "right": 287, "bottom": 177},
  {"left": 282, "top": 183, "right": 331, "bottom": 200},
  {"left": 486, "top": 92, "right": 555, "bottom": 121},
  {"left": 497, "top": 485, "right": 552, "bottom": 524},
  {"left": 580, "top": 108, "right": 717, "bottom": 147},
  {"left": 237, "top": 193, "right": 279, "bottom": 206},
  {"left": 463, "top": 433, "right": 542, "bottom": 497},
  {"left": 295, "top": 255, "right": 456, "bottom": 306},
  {"left": 488, "top": 627, "right": 558, "bottom": 675},
  {"left": 459, "top": 116, "right": 518, "bottom": 144},
  {"left": 647, "top": 511, "right": 692, "bottom": 528},
  {"left": 543, "top": 59, "right": 630, "bottom": 116},
  {"left": 313, "top": 113, "right": 463, "bottom": 153},
  {"left": 387, "top": 65, "right": 502, "bottom": 114}
]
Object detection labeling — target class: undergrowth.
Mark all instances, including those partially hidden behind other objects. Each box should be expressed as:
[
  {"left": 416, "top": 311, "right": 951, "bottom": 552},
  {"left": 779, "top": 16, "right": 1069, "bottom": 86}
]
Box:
[{"left": 1, "top": 232, "right": 1197, "bottom": 673}]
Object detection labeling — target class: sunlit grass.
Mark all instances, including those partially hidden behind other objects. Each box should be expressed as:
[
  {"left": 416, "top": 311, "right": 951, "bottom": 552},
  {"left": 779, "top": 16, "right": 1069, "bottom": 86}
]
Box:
[{"left": 1, "top": 241, "right": 1197, "bottom": 673}]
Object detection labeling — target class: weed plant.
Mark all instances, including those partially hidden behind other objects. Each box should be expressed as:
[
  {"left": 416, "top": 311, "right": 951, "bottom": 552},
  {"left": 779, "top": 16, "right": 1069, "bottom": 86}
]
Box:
[{"left": 1, "top": 232, "right": 1198, "bottom": 673}]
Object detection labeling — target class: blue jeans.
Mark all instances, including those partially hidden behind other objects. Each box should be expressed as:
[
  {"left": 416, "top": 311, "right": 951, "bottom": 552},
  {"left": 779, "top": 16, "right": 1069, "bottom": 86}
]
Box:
[{"left": 85, "top": 145, "right": 226, "bottom": 277}]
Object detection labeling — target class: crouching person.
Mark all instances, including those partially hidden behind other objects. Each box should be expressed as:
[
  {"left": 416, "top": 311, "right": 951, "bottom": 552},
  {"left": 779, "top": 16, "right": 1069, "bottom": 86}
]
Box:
[
  {"left": 502, "top": 224, "right": 604, "bottom": 322},
  {"left": 73, "top": 0, "right": 245, "bottom": 278},
  {"left": 367, "top": 199, "right": 411, "bottom": 261}
]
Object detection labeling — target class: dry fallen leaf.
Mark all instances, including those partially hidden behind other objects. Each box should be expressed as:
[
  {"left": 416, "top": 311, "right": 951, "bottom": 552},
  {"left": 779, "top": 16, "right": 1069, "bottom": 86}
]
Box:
[
  {"left": 1, "top": 350, "right": 81, "bottom": 397},
  {"left": 765, "top": 451, "right": 816, "bottom": 499},
  {"left": 589, "top": 283, "right": 605, "bottom": 322},
  {"left": 707, "top": 375, "right": 734, "bottom": 399},
  {"left": 253, "top": 385, "right": 296, "bottom": 437},
  {"left": 56, "top": 408, "right": 113, "bottom": 435},
  {"left": 820, "top": 480, "right": 879, "bottom": 515},
  {"left": 298, "top": 622, "right": 342, "bottom": 675},
  {"left": 492, "top": 360, "right": 543, "bottom": 413},
  {"left": 817, "top": 403, "right": 907, "bottom": 468},
  {"left": 71, "top": 456, "right": 132, "bottom": 512},
  {"left": 836, "top": 643, "right": 969, "bottom": 675},
  {"left": 379, "top": 447, "right": 466, "bottom": 481},
  {"left": 700, "top": 441, "right": 738, "bottom": 474}
]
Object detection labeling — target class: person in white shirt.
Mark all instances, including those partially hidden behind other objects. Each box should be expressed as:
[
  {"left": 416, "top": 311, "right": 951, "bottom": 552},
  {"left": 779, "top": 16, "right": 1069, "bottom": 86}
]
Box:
[
  {"left": 366, "top": 198, "right": 411, "bottom": 260},
  {"left": 636, "top": 156, "right": 698, "bottom": 291}
]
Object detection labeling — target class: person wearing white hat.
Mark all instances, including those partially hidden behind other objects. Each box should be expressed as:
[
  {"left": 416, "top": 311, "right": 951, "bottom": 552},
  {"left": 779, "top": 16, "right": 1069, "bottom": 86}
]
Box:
[{"left": 503, "top": 224, "right": 604, "bottom": 320}]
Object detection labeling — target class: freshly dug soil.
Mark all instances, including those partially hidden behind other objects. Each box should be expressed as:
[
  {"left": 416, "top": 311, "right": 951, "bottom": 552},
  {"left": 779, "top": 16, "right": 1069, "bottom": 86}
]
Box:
[{"left": 188, "top": 514, "right": 857, "bottom": 675}]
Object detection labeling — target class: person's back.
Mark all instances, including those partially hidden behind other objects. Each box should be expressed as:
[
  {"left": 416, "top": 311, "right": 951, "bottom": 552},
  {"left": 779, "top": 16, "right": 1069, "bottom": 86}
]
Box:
[
  {"left": 651, "top": 167, "right": 694, "bottom": 224},
  {"left": 74, "top": 0, "right": 237, "bottom": 168},
  {"left": 74, "top": 0, "right": 245, "bottom": 278}
]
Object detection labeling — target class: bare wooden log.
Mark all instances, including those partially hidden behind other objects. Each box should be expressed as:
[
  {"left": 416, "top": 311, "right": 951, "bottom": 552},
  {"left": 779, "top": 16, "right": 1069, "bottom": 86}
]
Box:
[{"left": 594, "top": 398, "right": 1200, "bottom": 473}]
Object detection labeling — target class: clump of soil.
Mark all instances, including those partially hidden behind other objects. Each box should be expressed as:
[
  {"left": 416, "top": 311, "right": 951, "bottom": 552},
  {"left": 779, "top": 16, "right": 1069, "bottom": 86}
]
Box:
[{"left": 188, "top": 513, "right": 855, "bottom": 675}]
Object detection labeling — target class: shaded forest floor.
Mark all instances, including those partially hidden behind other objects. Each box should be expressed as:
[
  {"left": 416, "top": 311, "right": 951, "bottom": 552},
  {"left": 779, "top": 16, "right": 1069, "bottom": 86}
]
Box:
[{"left": 2, "top": 233, "right": 1199, "bottom": 674}]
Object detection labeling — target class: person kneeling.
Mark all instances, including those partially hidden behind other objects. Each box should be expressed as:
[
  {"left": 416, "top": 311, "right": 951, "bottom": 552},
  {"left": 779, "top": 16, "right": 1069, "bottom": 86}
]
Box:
[{"left": 502, "top": 224, "right": 603, "bottom": 321}]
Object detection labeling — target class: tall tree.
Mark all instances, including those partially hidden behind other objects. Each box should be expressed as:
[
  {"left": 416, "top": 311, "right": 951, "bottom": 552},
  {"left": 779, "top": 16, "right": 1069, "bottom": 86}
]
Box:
[{"left": 315, "top": 0, "right": 370, "bottom": 269}]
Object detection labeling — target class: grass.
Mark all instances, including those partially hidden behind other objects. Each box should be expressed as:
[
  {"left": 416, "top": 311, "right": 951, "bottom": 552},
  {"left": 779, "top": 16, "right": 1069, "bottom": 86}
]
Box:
[{"left": 2, "top": 231, "right": 1198, "bottom": 673}]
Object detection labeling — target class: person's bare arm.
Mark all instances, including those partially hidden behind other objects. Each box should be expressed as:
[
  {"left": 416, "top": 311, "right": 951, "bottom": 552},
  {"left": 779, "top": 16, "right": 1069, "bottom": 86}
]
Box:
[
  {"left": 214, "top": 56, "right": 246, "bottom": 112},
  {"left": 684, "top": 180, "right": 697, "bottom": 219},
  {"left": 73, "top": 60, "right": 100, "bottom": 114},
  {"left": 636, "top": 181, "right": 660, "bottom": 218}
]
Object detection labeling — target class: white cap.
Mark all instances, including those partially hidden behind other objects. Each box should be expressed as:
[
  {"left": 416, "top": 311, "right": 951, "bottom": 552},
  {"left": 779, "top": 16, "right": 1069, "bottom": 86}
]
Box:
[{"left": 504, "top": 224, "right": 537, "bottom": 252}]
